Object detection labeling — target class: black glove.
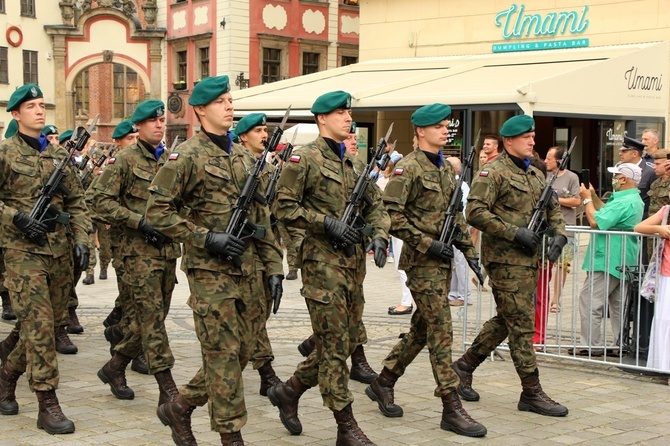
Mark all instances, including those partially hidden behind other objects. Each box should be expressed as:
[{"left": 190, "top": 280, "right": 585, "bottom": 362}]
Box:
[
  {"left": 73, "top": 243, "right": 90, "bottom": 271},
  {"left": 514, "top": 227, "right": 541, "bottom": 256},
  {"left": 466, "top": 257, "right": 485, "bottom": 286},
  {"left": 268, "top": 274, "right": 284, "bottom": 314},
  {"left": 204, "top": 231, "right": 245, "bottom": 257},
  {"left": 547, "top": 235, "right": 568, "bottom": 263},
  {"left": 427, "top": 240, "right": 454, "bottom": 262},
  {"left": 323, "top": 215, "right": 361, "bottom": 247},
  {"left": 366, "top": 238, "right": 388, "bottom": 268},
  {"left": 13, "top": 211, "right": 48, "bottom": 239}
]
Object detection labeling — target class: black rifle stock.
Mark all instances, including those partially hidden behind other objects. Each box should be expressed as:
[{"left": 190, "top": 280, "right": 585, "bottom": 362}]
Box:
[
  {"left": 29, "top": 115, "right": 99, "bottom": 246},
  {"left": 225, "top": 107, "right": 291, "bottom": 267},
  {"left": 331, "top": 123, "right": 394, "bottom": 256},
  {"left": 527, "top": 137, "right": 577, "bottom": 235}
]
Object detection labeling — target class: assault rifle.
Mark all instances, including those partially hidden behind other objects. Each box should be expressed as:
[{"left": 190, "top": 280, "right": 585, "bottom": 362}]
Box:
[
  {"left": 225, "top": 106, "right": 291, "bottom": 267},
  {"left": 527, "top": 137, "right": 577, "bottom": 235},
  {"left": 80, "top": 147, "right": 117, "bottom": 185},
  {"left": 370, "top": 139, "right": 397, "bottom": 182},
  {"left": 264, "top": 130, "right": 297, "bottom": 207},
  {"left": 29, "top": 115, "right": 99, "bottom": 246},
  {"left": 331, "top": 123, "right": 393, "bottom": 256}
]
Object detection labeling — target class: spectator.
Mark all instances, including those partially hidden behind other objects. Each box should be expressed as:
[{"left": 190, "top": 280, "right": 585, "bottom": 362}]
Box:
[
  {"left": 573, "top": 163, "right": 644, "bottom": 356},
  {"left": 482, "top": 134, "right": 501, "bottom": 163},
  {"left": 641, "top": 128, "right": 662, "bottom": 163}
]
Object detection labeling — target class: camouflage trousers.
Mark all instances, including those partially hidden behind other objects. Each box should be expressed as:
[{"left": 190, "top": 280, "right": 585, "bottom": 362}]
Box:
[
  {"left": 86, "top": 231, "right": 97, "bottom": 274},
  {"left": 250, "top": 272, "right": 275, "bottom": 370},
  {"left": 97, "top": 222, "right": 112, "bottom": 268},
  {"left": 294, "top": 259, "right": 365, "bottom": 411},
  {"left": 382, "top": 266, "right": 457, "bottom": 397},
  {"left": 180, "top": 268, "right": 266, "bottom": 434},
  {"left": 112, "top": 249, "right": 135, "bottom": 333},
  {"left": 114, "top": 256, "right": 176, "bottom": 374},
  {"left": 470, "top": 263, "right": 539, "bottom": 378},
  {"left": 3, "top": 249, "right": 73, "bottom": 391},
  {"left": 65, "top": 243, "right": 82, "bottom": 315}
]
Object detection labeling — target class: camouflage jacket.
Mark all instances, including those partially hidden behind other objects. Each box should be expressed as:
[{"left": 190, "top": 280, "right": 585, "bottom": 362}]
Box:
[
  {"left": 90, "top": 141, "right": 180, "bottom": 260},
  {"left": 0, "top": 134, "right": 90, "bottom": 257},
  {"left": 383, "top": 149, "right": 476, "bottom": 269},
  {"left": 145, "top": 131, "right": 283, "bottom": 277},
  {"left": 648, "top": 175, "right": 670, "bottom": 217},
  {"left": 467, "top": 151, "right": 566, "bottom": 267},
  {"left": 273, "top": 136, "right": 390, "bottom": 269}
]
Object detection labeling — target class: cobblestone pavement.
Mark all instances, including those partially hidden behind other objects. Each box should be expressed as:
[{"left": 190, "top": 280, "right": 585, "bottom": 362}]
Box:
[{"left": 0, "top": 254, "right": 668, "bottom": 445}]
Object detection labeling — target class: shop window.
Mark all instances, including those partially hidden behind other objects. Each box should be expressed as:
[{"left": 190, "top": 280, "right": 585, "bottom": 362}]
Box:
[
  {"left": 73, "top": 68, "right": 90, "bottom": 117},
  {"left": 20, "top": 0, "right": 35, "bottom": 17},
  {"left": 0, "top": 47, "right": 7, "bottom": 84},
  {"left": 262, "top": 47, "right": 282, "bottom": 84},
  {"left": 22, "top": 50, "right": 38, "bottom": 84},
  {"left": 112, "top": 63, "right": 140, "bottom": 119}
]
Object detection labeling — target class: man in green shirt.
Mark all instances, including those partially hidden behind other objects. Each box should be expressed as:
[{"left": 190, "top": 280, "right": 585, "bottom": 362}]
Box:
[{"left": 576, "top": 162, "right": 644, "bottom": 356}]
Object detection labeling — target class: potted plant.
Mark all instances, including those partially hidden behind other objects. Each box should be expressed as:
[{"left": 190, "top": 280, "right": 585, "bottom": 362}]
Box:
[{"left": 173, "top": 80, "right": 186, "bottom": 91}]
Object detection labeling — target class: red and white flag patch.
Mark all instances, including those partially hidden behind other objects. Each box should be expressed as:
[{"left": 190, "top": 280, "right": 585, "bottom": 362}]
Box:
[
  {"left": 479, "top": 170, "right": 489, "bottom": 177},
  {"left": 290, "top": 154, "right": 301, "bottom": 163},
  {"left": 394, "top": 168, "right": 404, "bottom": 175},
  {"left": 169, "top": 152, "right": 180, "bottom": 160},
  {"left": 107, "top": 158, "right": 116, "bottom": 165}
]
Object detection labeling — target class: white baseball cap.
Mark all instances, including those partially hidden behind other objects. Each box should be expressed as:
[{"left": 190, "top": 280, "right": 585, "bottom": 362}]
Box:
[{"left": 607, "top": 163, "right": 642, "bottom": 183}]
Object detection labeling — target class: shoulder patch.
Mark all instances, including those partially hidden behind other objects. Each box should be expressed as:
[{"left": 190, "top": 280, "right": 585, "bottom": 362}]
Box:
[
  {"left": 394, "top": 168, "right": 404, "bottom": 175},
  {"left": 479, "top": 170, "right": 489, "bottom": 177},
  {"left": 646, "top": 162, "right": 655, "bottom": 168},
  {"left": 290, "top": 154, "right": 301, "bottom": 163},
  {"left": 169, "top": 152, "right": 180, "bottom": 160},
  {"left": 107, "top": 158, "right": 116, "bottom": 165}
]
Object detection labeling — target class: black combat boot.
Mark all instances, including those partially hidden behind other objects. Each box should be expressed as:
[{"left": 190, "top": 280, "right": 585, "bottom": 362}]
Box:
[
  {"left": 297, "top": 335, "right": 316, "bottom": 357},
  {"left": 220, "top": 431, "right": 244, "bottom": 445},
  {"left": 66, "top": 306, "right": 83, "bottom": 334},
  {"left": 97, "top": 352, "right": 134, "bottom": 400},
  {"left": 349, "top": 345, "right": 378, "bottom": 384},
  {"left": 332, "top": 403, "right": 376, "bottom": 446},
  {"left": 440, "top": 390, "right": 487, "bottom": 437},
  {"left": 452, "top": 349, "right": 485, "bottom": 402},
  {"left": 518, "top": 369, "right": 568, "bottom": 416},
  {"left": 157, "top": 393, "right": 198, "bottom": 446},
  {"left": 1, "top": 291, "right": 15, "bottom": 321},
  {"left": 35, "top": 390, "right": 75, "bottom": 434},
  {"left": 266, "top": 375, "right": 310, "bottom": 435},
  {"left": 258, "top": 360, "right": 282, "bottom": 397},
  {"left": 364, "top": 367, "right": 403, "bottom": 417},
  {"left": 103, "top": 306, "right": 123, "bottom": 328},
  {"left": 0, "top": 329, "right": 20, "bottom": 365},
  {"left": 54, "top": 326, "right": 78, "bottom": 355},
  {"left": 82, "top": 273, "right": 94, "bottom": 285},
  {"left": 99, "top": 267, "right": 108, "bottom": 280},
  {"left": 0, "top": 363, "right": 22, "bottom": 415},
  {"left": 155, "top": 369, "right": 180, "bottom": 407},
  {"left": 104, "top": 324, "right": 124, "bottom": 356},
  {"left": 131, "top": 351, "right": 149, "bottom": 375}
]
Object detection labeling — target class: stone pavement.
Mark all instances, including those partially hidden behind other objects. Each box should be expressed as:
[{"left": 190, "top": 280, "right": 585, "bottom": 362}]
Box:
[{"left": 1, "top": 254, "right": 669, "bottom": 445}]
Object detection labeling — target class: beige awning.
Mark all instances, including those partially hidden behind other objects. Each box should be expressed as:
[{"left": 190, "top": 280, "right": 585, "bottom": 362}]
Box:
[{"left": 233, "top": 42, "right": 668, "bottom": 118}]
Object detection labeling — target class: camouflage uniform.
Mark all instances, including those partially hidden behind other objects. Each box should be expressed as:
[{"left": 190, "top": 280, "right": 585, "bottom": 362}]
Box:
[
  {"left": 0, "top": 134, "right": 90, "bottom": 390},
  {"left": 466, "top": 152, "right": 566, "bottom": 376},
  {"left": 273, "top": 136, "right": 389, "bottom": 411},
  {"left": 380, "top": 149, "right": 476, "bottom": 395},
  {"left": 91, "top": 141, "right": 180, "bottom": 374},
  {"left": 276, "top": 224, "right": 304, "bottom": 271},
  {"left": 145, "top": 131, "right": 283, "bottom": 433}
]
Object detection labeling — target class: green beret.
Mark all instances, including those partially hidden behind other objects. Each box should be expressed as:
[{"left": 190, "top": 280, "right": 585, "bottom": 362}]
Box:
[
  {"left": 500, "top": 115, "right": 535, "bottom": 137},
  {"left": 59, "top": 130, "right": 74, "bottom": 145},
  {"left": 350, "top": 122, "right": 357, "bottom": 134},
  {"left": 43, "top": 124, "right": 59, "bottom": 136},
  {"left": 310, "top": 90, "right": 352, "bottom": 114},
  {"left": 112, "top": 120, "right": 137, "bottom": 139},
  {"left": 230, "top": 130, "right": 240, "bottom": 144},
  {"left": 4, "top": 119, "right": 18, "bottom": 138},
  {"left": 188, "top": 75, "right": 231, "bottom": 106},
  {"left": 7, "top": 84, "right": 43, "bottom": 112},
  {"left": 131, "top": 99, "right": 165, "bottom": 124},
  {"left": 411, "top": 103, "right": 452, "bottom": 127},
  {"left": 235, "top": 113, "right": 267, "bottom": 136}
]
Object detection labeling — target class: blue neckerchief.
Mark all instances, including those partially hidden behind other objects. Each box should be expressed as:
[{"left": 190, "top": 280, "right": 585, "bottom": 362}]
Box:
[
  {"left": 338, "top": 142, "right": 346, "bottom": 160},
  {"left": 225, "top": 130, "right": 233, "bottom": 154},
  {"left": 523, "top": 157, "right": 531, "bottom": 172},
  {"left": 154, "top": 142, "right": 165, "bottom": 161},
  {"left": 437, "top": 150, "right": 444, "bottom": 168},
  {"left": 37, "top": 133, "right": 48, "bottom": 153}
]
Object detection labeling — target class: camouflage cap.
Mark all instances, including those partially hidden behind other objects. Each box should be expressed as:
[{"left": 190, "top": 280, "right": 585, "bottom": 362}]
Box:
[
  {"left": 59, "top": 129, "right": 74, "bottom": 144},
  {"left": 411, "top": 103, "right": 452, "bottom": 127},
  {"left": 112, "top": 120, "right": 137, "bottom": 139},
  {"left": 131, "top": 99, "right": 165, "bottom": 124},
  {"left": 310, "top": 90, "right": 352, "bottom": 114},
  {"left": 652, "top": 148, "right": 669, "bottom": 160},
  {"left": 7, "top": 84, "right": 43, "bottom": 112},
  {"left": 500, "top": 115, "right": 535, "bottom": 137},
  {"left": 188, "top": 75, "right": 230, "bottom": 106},
  {"left": 43, "top": 124, "right": 59, "bottom": 136},
  {"left": 4, "top": 119, "right": 18, "bottom": 138},
  {"left": 234, "top": 113, "right": 267, "bottom": 136}
]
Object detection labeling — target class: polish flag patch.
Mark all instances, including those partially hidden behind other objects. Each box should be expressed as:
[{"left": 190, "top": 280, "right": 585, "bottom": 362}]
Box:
[
  {"left": 290, "top": 155, "right": 301, "bottom": 163},
  {"left": 394, "top": 168, "right": 404, "bottom": 175},
  {"left": 479, "top": 170, "right": 489, "bottom": 177},
  {"left": 169, "top": 152, "right": 180, "bottom": 160},
  {"left": 107, "top": 158, "right": 116, "bottom": 165}
]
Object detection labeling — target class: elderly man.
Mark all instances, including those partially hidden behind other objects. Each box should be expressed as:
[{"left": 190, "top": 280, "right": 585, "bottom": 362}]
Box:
[
  {"left": 641, "top": 128, "right": 661, "bottom": 163},
  {"left": 575, "top": 163, "right": 644, "bottom": 357}
]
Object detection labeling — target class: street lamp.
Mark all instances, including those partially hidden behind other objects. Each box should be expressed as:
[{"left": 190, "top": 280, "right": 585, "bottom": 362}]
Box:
[{"left": 235, "top": 72, "right": 249, "bottom": 89}]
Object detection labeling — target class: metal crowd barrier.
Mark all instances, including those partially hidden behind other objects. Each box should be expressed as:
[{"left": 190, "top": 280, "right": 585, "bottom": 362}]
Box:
[{"left": 454, "top": 225, "right": 666, "bottom": 375}]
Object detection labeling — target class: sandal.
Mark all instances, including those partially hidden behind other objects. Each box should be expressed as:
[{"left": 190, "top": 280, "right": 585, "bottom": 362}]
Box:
[{"left": 550, "top": 303, "right": 560, "bottom": 313}]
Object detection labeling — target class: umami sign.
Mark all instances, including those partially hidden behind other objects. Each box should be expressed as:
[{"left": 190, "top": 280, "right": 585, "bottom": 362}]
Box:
[{"left": 492, "top": 4, "right": 590, "bottom": 53}]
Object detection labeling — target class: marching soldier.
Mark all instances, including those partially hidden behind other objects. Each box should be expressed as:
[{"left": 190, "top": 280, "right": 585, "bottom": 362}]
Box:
[
  {"left": 90, "top": 101, "right": 182, "bottom": 410},
  {"left": 0, "top": 84, "right": 90, "bottom": 434},
  {"left": 43, "top": 124, "right": 59, "bottom": 146},
  {"left": 267, "top": 90, "right": 389, "bottom": 445},
  {"left": 452, "top": 115, "right": 569, "bottom": 417},
  {"left": 365, "top": 103, "right": 487, "bottom": 438}
]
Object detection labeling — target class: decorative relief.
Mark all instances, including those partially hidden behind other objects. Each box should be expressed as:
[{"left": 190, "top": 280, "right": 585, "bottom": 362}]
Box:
[
  {"left": 302, "top": 9, "right": 326, "bottom": 35},
  {"left": 262, "top": 4, "right": 288, "bottom": 31}
]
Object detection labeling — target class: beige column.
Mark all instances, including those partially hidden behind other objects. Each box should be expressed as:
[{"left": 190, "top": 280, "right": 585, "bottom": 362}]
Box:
[{"left": 51, "top": 34, "right": 70, "bottom": 130}]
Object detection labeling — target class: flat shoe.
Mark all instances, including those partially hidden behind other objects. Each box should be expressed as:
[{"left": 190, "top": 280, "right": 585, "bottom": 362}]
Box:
[
  {"left": 388, "top": 305, "right": 412, "bottom": 315},
  {"left": 550, "top": 303, "right": 560, "bottom": 313},
  {"left": 449, "top": 300, "right": 464, "bottom": 306}
]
